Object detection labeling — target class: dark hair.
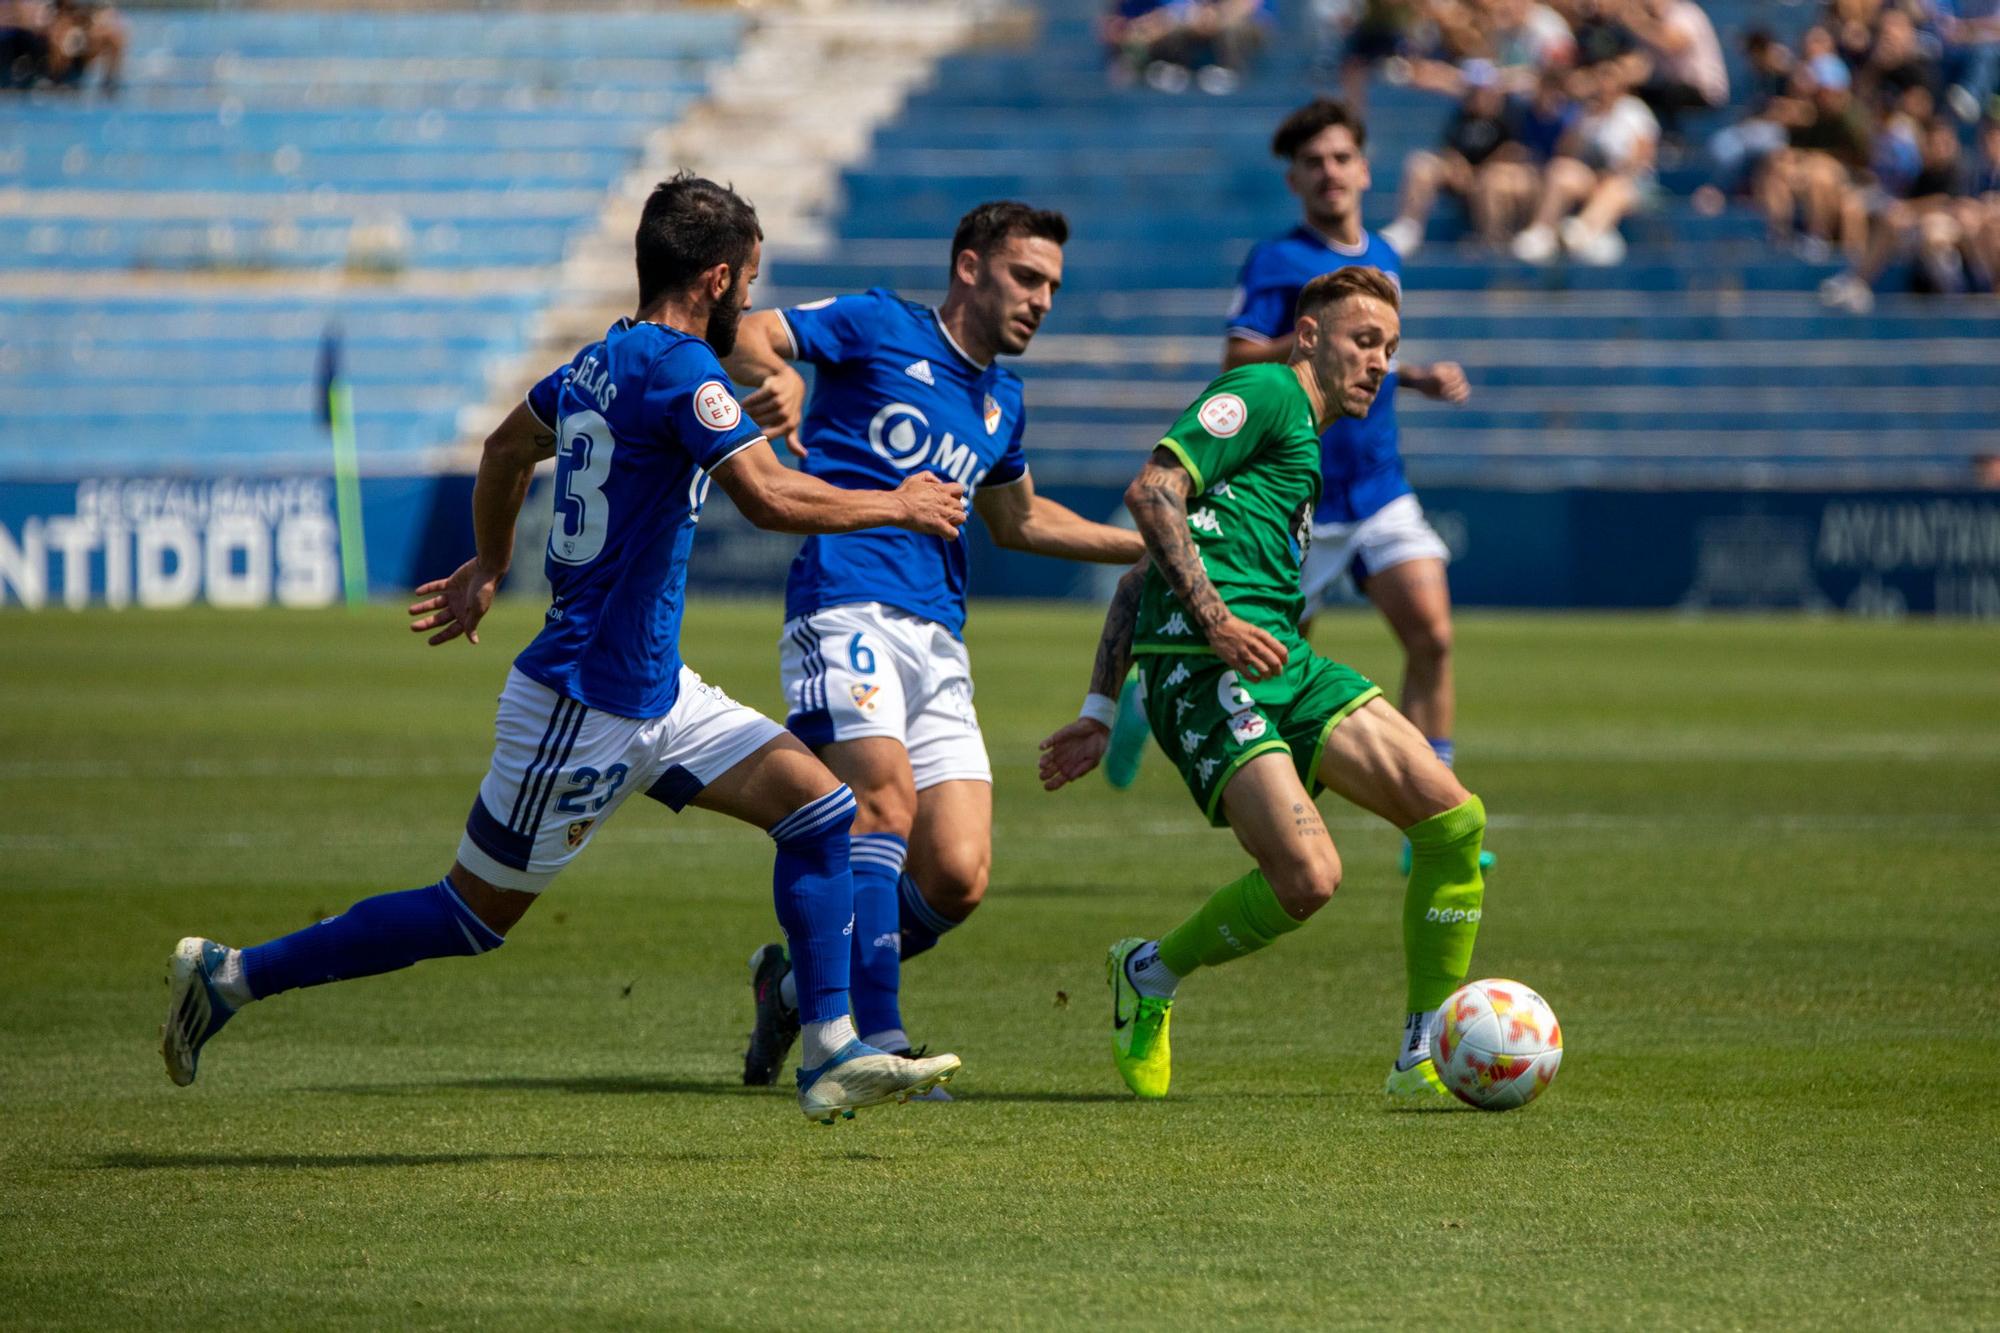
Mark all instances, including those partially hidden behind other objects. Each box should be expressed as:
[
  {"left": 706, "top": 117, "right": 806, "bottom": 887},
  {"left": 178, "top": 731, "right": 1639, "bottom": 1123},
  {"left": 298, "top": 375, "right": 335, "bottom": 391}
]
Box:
[
  {"left": 1270, "top": 98, "right": 1368, "bottom": 160},
  {"left": 635, "top": 172, "right": 763, "bottom": 309},
  {"left": 949, "top": 200, "right": 1069, "bottom": 271},
  {"left": 1296, "top": 266, "right": 1400, "bottom": 323}
]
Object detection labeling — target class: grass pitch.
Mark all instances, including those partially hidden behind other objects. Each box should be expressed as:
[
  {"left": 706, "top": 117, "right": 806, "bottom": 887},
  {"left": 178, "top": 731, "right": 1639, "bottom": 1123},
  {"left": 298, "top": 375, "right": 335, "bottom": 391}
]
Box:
[{"left": 2, "top": 600, "right": 1996, "bottom": 1329}]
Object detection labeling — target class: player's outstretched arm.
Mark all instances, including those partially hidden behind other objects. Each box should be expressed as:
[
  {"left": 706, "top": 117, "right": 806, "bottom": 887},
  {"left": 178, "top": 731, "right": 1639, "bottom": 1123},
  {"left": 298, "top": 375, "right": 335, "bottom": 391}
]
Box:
[
  {"left": 973, "top": 471, "right": 1147, "bottom": 564},
  {"left": 1038, "top": 559, "right": 1147, "bottom": 791},
  {"left": 721, "top": 310, "right": 808, "bottom": 456},
  {"left": 1125, "top": 451, "right": 1289, "bottom": 681},
  {"left": 407, "top": 401, "right": 555, "bottom": 646},
  {"left": 711, "top": 439, "right": 966, "bottom": 538}
]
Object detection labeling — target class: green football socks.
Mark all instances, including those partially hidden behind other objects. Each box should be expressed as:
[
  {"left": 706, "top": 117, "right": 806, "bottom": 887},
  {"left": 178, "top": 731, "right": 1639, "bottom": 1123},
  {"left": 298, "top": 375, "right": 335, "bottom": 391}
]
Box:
[
  {"left": 1157, "top": 868, "right": 1304, "bottom": 977},
  {"left": 1402, "top": 795, "right": 1488, "bottom": 1013}
]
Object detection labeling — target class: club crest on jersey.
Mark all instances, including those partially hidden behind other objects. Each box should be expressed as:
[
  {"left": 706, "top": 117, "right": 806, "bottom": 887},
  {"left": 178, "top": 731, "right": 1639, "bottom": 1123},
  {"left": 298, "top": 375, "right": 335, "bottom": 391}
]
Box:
[
  {"left": 984, "top": 393, "right": 1002, "bottom": 435},
  {"left": 693, "top": 381, "right": 741, "bottom": 431},
  {"left": 1198, "top": 392, "right": 1247, "bottom": 438},
  {"left": 565, "top": 819, "right": 595, "bottom": 849},
  {"left": 1228, "top": 711, "right": 1267, "bottom": 743},
  {"left": 849, "top": 683, "right": 881, "bottom": 715}
]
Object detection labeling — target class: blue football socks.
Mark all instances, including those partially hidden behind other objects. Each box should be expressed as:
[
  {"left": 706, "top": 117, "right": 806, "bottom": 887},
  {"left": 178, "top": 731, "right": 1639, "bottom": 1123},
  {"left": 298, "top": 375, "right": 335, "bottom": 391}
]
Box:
[
  {"left": 848, "top": 831, "right": 909, "bottom": 1045},
  {"left": 1428, "top": 737, "right": 1456, "bottom": 768},
  {"left": 897, "top": 870, "right": 960, "bottom": 962},
  {"left": 239, "top": 877, "right": 504, "bottom": 1000},
  {"left": 768, "top": 785, "right": 859, "bottom": 1026}
]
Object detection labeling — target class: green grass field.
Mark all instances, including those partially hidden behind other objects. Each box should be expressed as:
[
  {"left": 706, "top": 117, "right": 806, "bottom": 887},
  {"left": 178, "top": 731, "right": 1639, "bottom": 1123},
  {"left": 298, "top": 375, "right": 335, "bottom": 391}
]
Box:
[{"left": 2, "top": 601, "right": 1997, "bottom": 1329}]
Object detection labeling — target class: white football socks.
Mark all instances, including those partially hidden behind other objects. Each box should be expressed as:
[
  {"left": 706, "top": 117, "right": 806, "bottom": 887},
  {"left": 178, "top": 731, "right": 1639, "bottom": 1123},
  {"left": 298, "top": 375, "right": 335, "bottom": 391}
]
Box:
[
  {"left": 778, "top": 969, "right": 797, "bottom": 1014},
  {"left": 861, "top": 1028, "right": 908, "bottom": 1055},
  {"left": 1395, "top": 1010, "right": 1434, "bottom": 1071},
  {"left": 800, "top": 1015, "right": 858, "bottom": 1069},
  {"left": 1125, "top": 940, "right": 1179, "bottom": 999}
]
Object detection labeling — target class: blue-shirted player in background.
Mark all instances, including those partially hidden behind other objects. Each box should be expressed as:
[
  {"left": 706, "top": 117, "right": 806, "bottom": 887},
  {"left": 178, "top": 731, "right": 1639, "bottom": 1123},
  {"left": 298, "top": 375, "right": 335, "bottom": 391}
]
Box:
[
  {"left": 723, "top": 202, "right": 1147, "bottom": 1083},
  {"left": 160, "top": 174, "right": 966, "bottom": 1124},
  {"left": 1105, "top": 99, "right": 1486, "bottom": 877}
]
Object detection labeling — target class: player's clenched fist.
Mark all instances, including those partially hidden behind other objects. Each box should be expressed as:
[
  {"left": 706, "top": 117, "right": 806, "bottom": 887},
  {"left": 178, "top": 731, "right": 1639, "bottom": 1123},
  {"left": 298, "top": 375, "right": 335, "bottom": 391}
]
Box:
[{"left": 894, "top": 472, "right": 968, "bottom": 537}]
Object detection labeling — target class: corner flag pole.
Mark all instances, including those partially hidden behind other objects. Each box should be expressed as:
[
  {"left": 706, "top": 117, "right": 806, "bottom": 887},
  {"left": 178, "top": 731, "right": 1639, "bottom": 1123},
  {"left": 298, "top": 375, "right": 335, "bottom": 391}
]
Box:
[{"left": 320, "top": 325, "right": 368, "bottom": 607}]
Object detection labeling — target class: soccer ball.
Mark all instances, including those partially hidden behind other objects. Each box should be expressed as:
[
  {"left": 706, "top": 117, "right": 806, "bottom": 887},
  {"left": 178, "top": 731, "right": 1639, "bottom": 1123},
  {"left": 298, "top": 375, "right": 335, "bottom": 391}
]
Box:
[{"left": 1432, "top": 978, "right": 1563, "bottom": 1111}]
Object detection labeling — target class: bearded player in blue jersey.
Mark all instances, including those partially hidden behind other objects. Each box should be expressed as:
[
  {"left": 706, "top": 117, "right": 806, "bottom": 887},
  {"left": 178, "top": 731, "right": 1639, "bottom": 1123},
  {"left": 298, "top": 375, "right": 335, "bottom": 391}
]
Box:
[
  {"left": 1104, "top": 99, "right": 1486, "bottom": 871},
  {"left": 722, "top": 202, "right": 1147, "bottom": 1083},
  {"left": 159, "top": 175, "right": 967, "bottom": 1124}
]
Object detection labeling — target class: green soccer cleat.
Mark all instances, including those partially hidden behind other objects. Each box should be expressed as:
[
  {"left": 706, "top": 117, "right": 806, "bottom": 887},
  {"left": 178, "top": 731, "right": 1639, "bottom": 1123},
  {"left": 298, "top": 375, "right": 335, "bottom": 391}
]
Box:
[
  {"left": 1383, "top": 1057, "right": 1464, "bottom": 1110},
  {"left": 1103, "top": 672, "right": 1149, "bottom": 790},
  {"left": 1107, "top": 937, "right": 1173, "bottom": 1098}
]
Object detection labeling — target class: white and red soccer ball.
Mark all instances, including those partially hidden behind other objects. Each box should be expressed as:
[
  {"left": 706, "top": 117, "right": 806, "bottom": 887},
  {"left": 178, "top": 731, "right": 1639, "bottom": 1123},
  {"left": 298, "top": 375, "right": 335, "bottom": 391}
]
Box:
[{"left": 1432, "top": 978, "right": 1563, "bottom": 1111}]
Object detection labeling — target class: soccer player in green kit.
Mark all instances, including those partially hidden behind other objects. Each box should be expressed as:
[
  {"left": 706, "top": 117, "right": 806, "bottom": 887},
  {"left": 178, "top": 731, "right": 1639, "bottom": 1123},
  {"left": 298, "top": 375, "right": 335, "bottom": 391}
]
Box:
[{"left": 1037, "top": 267, "right": 1486, "bottom": 1104}]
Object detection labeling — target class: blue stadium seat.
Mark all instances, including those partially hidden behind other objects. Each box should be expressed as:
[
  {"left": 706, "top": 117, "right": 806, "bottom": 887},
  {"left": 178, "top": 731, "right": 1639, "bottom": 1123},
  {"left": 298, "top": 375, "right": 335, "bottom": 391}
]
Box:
[{"left": 0, "top": 7, "right": 745, "bottom": 480}]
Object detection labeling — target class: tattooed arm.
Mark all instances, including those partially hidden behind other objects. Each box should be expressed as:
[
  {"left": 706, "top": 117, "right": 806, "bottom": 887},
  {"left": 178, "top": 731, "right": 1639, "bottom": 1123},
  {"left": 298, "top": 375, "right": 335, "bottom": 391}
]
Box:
[
  {"left": 1038, "top": 560, "right": 1147, "bottom": 792},
  {"left": 1122, "top": 449, "right": 1289, "bottom": 681}
]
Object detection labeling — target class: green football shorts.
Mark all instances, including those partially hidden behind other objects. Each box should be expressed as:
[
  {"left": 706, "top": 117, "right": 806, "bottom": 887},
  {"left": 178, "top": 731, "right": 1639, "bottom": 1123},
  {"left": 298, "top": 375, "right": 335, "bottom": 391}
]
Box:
[{"left": 1136, "top": 647, "right": 1381, "bottom": 827}]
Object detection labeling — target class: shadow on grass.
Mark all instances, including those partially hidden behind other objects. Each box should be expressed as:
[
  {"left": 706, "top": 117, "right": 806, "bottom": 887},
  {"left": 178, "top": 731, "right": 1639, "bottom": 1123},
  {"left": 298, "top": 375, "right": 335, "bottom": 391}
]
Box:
[
  {"left": 308, "top": 1075, "right": 769, "bottom": 1098},
  {"left": 91, "top": 1150, "right": 567, "bottom": 1171}
]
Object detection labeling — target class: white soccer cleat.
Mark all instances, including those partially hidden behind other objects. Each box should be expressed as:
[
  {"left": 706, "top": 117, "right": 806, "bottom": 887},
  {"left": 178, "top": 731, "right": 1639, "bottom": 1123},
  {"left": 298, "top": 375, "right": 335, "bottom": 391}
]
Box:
[
  {"left": 795, "top": 1041, "right": 961, "bottom": 1125},
  {"left": 161, "top": 937, "right": 238, "bottom": 1087}
]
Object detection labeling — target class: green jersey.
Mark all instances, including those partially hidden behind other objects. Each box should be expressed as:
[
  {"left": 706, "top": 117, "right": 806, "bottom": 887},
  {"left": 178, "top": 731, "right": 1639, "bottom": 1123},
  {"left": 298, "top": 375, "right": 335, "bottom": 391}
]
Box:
[{"left": 1132, "top": 363, "right": 1322, "bottom": 654}]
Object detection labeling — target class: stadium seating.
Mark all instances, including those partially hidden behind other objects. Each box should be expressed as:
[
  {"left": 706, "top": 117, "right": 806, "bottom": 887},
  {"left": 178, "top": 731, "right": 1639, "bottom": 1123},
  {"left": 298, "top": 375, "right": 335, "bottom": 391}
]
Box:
[
  {"left": 0, "top": 9, "right": 744, "bottom": 478},
  {"left": 763, "top": 0, "right": 2000, "bottom": 488}
]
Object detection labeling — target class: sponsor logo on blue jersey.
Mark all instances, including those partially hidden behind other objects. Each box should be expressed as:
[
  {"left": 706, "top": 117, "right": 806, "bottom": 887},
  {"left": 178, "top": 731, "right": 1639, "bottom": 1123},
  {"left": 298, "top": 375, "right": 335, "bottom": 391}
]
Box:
[
  {"left": 512, "top": 319, "right": 764, "bottom": 719},
  {"left": 779, "top": 288, "right": 1029, "bottom": 637},
  {"left": 1229, "top": 226, "right": 1409, "bottom": 525}
]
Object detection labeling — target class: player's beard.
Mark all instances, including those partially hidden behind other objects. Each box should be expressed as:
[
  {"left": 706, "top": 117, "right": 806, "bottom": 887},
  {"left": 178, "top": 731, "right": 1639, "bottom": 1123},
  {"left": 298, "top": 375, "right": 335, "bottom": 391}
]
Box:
[{"left": 705, "top": 275, "right": 747, "bottom": 355}]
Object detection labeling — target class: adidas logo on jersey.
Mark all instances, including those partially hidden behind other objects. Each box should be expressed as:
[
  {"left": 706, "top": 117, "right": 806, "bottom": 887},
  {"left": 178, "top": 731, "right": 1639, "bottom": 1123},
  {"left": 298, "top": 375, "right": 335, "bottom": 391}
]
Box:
[{"left": 905, "top": 359, "right": 935, "bottom": 385}]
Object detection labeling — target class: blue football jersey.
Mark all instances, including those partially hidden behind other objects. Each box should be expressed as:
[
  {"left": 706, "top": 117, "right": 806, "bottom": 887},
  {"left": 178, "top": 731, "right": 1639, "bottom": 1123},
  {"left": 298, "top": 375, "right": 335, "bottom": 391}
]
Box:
[
  {"left": 1227, "top": 226, "right": 1408, "bottom": 526},
  {"left": 778, "top": 288, "right": 1029, "bottom": 636},
  {"left": 513, "top": 319, "right": 765, "bottom": 719}
]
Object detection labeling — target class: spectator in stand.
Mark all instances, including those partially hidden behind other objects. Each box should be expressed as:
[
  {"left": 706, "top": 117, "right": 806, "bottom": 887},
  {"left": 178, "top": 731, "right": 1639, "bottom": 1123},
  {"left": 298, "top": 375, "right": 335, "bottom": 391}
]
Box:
[
  {"left": 1513, "top": 62, "right": 1659, "bottom": 263},
  {"left": 1382, "top": 59, "right": 1561, "bottom": 253},
  {"left": 1758, "top": 52, "right": 1875, "bottom": 262},
  {"left": 1559, "top": 0, "right": 1649, "bottom": 87},
  {"left": 1313, "top": 0, "right": 1425, "bottom": 110},
  {"left": 1937, "top": 0, "right": 2000, "bottom": 122},
  {"left": 44, "top": 0, "right": 122, "bottom": 93},
  {"left": 1704, "top": 29, "right": 1797, "bottom": 201},
  {"left": 1622, "top": 0, "right": 1729, "bottom": 145},
  {"left": 1, "top": 0, "right": 51, "bottom": 89},
  {"left": 1105, "top": 0, "right": 1273, "bottom": 94},
  {"left": 1821, "top": 114, "right": 1986, "bottom": 307},
  {"left": 1856, "top": 8, "right": 1941, "bottom": 111},
  {"left": 1486, "top": 0, "right": 1579, "bottom": 78}
]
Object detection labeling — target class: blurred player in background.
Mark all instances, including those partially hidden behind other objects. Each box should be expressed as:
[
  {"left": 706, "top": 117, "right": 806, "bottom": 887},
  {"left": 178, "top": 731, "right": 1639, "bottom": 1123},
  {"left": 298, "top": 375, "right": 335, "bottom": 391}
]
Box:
[
  {"left": 723, "top": 201, "right": 1146, "bottom": 1086},
  {"left": 161, "top": 174, "right": 964, "bottom": 1124},
  {"left": 1039, "top": 267, "right": 1488, "bottom": 1106},
  {"left": 1104, "top": 99, "right": 1481, "bottom": 876}
]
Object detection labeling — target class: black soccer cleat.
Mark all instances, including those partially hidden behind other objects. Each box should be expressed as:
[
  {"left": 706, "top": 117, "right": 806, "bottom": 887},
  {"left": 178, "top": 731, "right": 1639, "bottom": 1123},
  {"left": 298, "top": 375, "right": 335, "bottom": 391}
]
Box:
[{"left": 742, "top": 942, "right": 800, "bottom": 1086}]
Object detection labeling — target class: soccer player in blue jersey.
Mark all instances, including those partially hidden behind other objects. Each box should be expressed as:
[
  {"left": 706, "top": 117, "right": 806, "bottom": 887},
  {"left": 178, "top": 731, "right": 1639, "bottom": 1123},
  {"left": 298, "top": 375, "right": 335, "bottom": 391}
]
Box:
[
  {"left": 160, "top": 175, "right": 967, "bottom": 1124},
  {"left": 1104, "top": 98, "right": 1483, "bottom": 842},
  {"left": 721, "top": 201, "right": 1147, "bottom": 1081}
]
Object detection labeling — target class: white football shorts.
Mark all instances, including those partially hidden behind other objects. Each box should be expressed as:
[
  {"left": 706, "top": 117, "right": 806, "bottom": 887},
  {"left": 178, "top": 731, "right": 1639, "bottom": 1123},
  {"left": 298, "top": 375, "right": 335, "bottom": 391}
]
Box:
[
  {"left": 457, "top": 666, "right": 785, "bottom": 892},
  {"left": 779, "top": 601, "right": 991, "bottom": 790},
  {"left": 1300, "top": 493, "right": 1451, "bottom": 613}
]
